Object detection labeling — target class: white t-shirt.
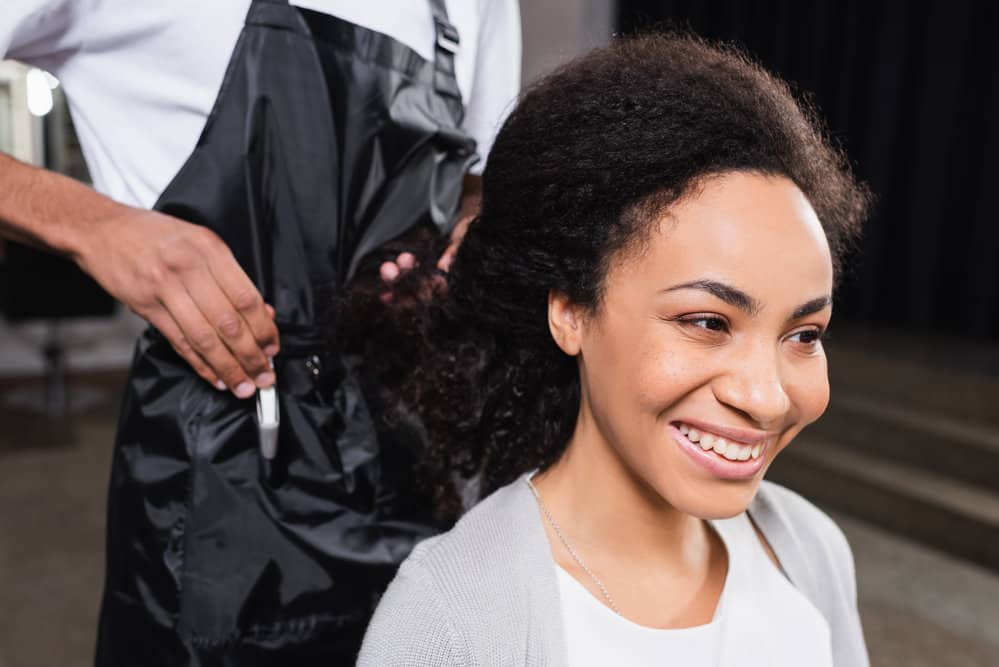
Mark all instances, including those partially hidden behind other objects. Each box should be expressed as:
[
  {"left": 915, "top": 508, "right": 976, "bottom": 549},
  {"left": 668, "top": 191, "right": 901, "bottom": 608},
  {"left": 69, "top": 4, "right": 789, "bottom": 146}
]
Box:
[
  {"left": 1, "top": 0, "right": 521, "bottom": 208},
  {"left": 557, "top": 513, "right": 833, "bottom": 666}
]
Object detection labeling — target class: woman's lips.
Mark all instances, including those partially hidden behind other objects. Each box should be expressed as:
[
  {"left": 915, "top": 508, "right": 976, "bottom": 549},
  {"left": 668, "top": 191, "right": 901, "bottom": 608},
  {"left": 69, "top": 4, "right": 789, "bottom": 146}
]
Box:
[
  {"left": 668, "top": 422, "right": 769, "bottom": 480},
  {"left": 674, "top": 418, "right": 774, "bottom": 446}
]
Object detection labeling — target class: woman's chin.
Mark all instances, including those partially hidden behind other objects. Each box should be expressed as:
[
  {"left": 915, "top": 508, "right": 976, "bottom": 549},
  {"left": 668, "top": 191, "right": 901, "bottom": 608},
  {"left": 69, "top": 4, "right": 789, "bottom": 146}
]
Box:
[{"left": 649, "top": 474, "right": 766, "bottom": 521}]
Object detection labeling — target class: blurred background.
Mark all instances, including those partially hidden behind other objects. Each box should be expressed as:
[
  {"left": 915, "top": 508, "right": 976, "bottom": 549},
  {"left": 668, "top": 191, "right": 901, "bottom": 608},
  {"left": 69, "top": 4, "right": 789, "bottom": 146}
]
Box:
[{"left": 1, "top": 1, "right": 996, "bottom": 665}]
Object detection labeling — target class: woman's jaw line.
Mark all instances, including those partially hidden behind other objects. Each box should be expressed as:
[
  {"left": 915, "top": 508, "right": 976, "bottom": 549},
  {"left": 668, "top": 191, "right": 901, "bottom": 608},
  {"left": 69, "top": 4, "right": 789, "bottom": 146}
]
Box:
[{"left": 536, "top": 420, "right": 711, "bottom": 553}]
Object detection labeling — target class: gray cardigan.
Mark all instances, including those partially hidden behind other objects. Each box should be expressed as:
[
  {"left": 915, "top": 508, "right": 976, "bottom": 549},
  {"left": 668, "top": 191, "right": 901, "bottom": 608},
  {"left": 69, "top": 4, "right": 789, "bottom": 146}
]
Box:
[{"left": 358, "top": 476, "right": 869, "bottom": 666}]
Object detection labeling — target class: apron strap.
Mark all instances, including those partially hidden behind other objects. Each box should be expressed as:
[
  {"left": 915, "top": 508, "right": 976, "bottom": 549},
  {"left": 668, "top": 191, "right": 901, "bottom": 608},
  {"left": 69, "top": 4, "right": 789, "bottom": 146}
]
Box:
[
  {"left": 428, "top": 0, "right": 463, "bottom": 103},
  {"left": 245, "top": 0, "right": 312, "bottom": 36},
  {"left": 250, "top": 0, "right": 463, "bottom": 105}
]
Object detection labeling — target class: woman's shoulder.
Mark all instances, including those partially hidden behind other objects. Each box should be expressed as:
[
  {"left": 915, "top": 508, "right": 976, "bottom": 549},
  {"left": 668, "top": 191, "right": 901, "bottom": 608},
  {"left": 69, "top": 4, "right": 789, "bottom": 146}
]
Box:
[
  {"left": 750, "top": 480, "right": 853, "bottom": 567},
  {"left": 359, "top": 475, "right": 560, "bottom": 665},
  {"left": 404, "top": 474, "right": 544, "bottom": 577},
  {"left": 752, "top": 481, "right": 847, "bottom": 540}
]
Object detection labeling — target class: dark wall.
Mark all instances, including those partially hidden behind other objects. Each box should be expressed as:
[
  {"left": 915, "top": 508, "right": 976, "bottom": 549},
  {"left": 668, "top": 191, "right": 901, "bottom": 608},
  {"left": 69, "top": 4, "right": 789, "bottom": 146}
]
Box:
[
  {"left": 0, "top": 89, "right": 112, "bottom": 322},
  {"left": 618, "top": 1, "right": 999, "bottom": 340}
]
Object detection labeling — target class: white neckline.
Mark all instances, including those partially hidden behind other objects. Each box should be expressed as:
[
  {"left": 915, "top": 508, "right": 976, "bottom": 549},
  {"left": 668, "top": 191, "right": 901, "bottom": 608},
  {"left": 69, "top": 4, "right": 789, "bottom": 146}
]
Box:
[{"left": 553, "top": 516, "right": 742, "bottom": 633}]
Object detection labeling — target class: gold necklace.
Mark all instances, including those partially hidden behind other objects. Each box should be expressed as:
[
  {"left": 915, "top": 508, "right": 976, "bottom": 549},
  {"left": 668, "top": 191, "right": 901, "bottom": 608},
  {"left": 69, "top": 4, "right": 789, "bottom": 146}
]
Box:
[{"left": 526, "top": 477, "right": 622, "bottom": 616}]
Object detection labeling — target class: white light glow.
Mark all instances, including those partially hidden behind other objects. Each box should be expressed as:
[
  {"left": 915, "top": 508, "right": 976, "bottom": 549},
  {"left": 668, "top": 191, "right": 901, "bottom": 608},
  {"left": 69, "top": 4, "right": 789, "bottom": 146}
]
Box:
[{"left": 26, "top": 68, "right": 54, "bottom": 116}]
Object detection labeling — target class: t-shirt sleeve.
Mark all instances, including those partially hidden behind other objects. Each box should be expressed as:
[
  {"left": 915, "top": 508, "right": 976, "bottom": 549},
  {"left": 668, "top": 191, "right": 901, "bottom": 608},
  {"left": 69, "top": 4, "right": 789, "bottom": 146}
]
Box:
[
  {"left": 462, "top": 0, "right": 521, "bottom": 174},
  {"left": 2, "top": 0, "right": 90, "bottom": 70}
]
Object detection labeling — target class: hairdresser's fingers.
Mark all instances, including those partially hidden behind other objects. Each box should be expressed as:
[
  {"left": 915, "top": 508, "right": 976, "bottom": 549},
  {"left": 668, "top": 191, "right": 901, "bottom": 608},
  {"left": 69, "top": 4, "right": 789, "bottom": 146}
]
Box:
[
  {"left": 437, "top": 242, "right": 458, "bottom": 273},
  {"left": 147, "top": 309, "right": 223, "bottom": 389},
  {"left": 380, "top": 261, "right": 401, "bottom": 283},
  {"left": 437, "top": 214, "right": 474, "bottom": 272},
  {"left": 202, "top": 241, "right": 281, "bottom": 359},
  {"left": 158, "top": 288, "right": 257, "bottom": 398},
  {"left": 179, "top": 263, "right": 275, "bottom": 388},
  {"left": 395, "top": 252, "right": 417, "bottom": 271},
  {"left": 380, "top": 252, "right": 420, "bottom": 287}
]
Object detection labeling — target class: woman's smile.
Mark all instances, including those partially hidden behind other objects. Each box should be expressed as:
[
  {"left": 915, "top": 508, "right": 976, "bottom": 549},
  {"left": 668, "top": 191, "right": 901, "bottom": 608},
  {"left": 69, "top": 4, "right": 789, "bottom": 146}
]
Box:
[{"left": 669, "top": 421, "right": 770, "bottom": 480}]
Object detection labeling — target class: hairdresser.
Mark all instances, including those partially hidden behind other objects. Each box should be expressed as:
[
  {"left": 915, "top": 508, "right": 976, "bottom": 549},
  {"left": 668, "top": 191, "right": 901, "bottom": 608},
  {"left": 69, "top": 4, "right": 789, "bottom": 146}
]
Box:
[{"left": 0, "top": 0, "right": 520, "bottom": 662}]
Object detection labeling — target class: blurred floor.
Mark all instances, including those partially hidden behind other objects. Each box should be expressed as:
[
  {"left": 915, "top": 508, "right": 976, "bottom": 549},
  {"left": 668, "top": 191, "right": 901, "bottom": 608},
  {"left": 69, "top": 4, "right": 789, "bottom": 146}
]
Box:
[
  {"left": 0, "top": 371, "right": 121, "bottom": 667},
  {"left": 835, "top": 513, "right": 999, "bottom": 666},
  {"left": 0, "top": 370, "right": 998, "bottom": 666}
]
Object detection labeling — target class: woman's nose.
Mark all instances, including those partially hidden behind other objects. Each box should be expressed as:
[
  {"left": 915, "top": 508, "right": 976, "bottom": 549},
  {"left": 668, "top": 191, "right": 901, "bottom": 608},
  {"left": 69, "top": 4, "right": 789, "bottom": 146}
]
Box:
[{"left": 712, "top": 344, "right": 791, "bottom": 427}]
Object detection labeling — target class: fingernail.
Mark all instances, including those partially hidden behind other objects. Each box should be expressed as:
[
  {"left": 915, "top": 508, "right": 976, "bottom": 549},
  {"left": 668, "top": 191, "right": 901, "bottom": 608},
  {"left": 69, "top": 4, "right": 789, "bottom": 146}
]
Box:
[
  {"left": 214, "top": 380, "right": 227, "bottom": 391},
  {"left": 255, "top": 372, "right": 275, "bottom": 388},
  {"left": 264, "top": 344, "right": 279, "bottom": 357},
  {"left": 234, "top": 382, "right": 256, "bottom": 399},
  {"left": 380, "top": 262, "right": 400, "bottom": 282}
]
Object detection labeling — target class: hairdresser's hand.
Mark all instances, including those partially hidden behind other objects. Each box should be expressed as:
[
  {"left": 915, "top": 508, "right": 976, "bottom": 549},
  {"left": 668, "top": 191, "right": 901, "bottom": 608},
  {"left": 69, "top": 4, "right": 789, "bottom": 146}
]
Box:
[
  {"left": 376, "top": 207, "right": 473, "bottom": 288},
  {"left": 75, "top": 208, "right": 279, "bottom": 398},
  {"left": 377, "top": 209, "right": 475, "bottom": 285},
  {"left": 378, "top": 174, "right": 481, "bottom": 301},
  {"left": 379, "top": 251, "right": 419, "bottom": 284},
  {"left": 379, "top": 251, "right": 444, "bottom": 305}
]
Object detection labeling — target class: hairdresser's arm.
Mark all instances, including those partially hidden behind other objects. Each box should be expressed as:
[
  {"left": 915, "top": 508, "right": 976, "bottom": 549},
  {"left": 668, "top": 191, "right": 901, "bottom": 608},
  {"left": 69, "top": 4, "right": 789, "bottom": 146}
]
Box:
[{"left": 0, "top": 152, "right": 278, "bottom": 396}]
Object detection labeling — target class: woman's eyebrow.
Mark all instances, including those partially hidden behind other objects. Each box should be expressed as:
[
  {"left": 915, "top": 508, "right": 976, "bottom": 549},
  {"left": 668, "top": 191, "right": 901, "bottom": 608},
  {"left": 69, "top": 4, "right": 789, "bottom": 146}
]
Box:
[
  {"left": 661, "top": 280, "right": 761, "bottom": 315},
  {"left": 790, "top": 296, "right": 832, "bottom": 320},
  {"left": 662, "top": 280, "right": 832, "bottom": 320}
]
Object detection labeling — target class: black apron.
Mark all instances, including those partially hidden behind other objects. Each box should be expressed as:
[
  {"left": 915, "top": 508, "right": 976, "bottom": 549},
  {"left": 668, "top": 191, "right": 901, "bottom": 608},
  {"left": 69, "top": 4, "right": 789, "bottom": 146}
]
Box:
[{"left": 95, "top": 1, "right": 476, "bottom": 663}]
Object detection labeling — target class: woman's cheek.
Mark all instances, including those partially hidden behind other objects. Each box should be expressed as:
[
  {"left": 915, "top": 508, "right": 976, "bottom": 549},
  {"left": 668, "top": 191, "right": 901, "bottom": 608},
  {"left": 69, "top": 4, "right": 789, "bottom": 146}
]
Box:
[
  {"left": 640, "top": 350, "right": 697, "bottom": 409},
  {"left": 787, "top": 353, "right": 831, "bottom": 428}
]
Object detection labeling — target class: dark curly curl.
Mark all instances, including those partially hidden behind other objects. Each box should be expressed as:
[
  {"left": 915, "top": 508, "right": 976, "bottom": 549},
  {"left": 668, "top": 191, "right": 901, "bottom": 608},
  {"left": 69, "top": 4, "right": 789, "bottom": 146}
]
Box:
[{"left": 353, "top": 33, "right": 870, "bottom": 520}]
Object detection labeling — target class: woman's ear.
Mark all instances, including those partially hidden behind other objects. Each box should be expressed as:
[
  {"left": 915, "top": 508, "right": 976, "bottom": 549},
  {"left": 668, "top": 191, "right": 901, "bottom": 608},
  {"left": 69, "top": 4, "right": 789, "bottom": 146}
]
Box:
[{"left": 548, "top": 290, "right": 583, "bottom": 356}]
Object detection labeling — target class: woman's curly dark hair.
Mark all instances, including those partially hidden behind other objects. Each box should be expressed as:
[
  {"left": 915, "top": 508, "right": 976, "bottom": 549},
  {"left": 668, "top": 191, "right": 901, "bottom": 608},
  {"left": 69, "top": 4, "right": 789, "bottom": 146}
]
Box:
[{"left": 350, "top": 33, "right": 870, "bottom": 520}]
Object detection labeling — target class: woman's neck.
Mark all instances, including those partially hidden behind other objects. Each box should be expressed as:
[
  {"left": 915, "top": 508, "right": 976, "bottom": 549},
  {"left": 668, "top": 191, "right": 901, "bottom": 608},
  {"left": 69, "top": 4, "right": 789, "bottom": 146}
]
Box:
[
  {"left": 531, "top": 409, "right": 727, "bottom": 627},
  {"left": 534, "top": 411, "right": 706, "bottom": 566}
]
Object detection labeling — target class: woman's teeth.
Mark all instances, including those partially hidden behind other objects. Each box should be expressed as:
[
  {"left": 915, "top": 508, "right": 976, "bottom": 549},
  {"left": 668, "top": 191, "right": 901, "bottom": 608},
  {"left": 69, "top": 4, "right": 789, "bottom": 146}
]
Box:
[{"left": 678, "top": 423, "right": 761, "bottom": 461}]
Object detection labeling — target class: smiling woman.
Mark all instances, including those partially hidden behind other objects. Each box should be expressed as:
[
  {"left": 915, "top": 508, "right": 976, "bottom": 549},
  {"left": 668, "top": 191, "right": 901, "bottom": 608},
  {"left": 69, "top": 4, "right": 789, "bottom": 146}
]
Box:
[
  {"left": 357, "top": 33, "right": 871, "bottom": 666},
  {"left": 556, "top": 172, "right": 837, "bottom": 522}
]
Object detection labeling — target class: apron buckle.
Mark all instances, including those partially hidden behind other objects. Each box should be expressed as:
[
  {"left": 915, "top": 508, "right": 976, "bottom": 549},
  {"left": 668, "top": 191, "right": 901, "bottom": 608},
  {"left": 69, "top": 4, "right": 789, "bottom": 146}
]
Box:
[{"left": 435, "top": 18, "right": 460, "bottom": 54}]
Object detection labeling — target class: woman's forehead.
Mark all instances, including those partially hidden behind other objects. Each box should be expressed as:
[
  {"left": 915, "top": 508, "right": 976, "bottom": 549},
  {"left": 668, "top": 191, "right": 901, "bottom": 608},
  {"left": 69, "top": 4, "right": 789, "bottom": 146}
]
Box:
[{"left": 607, "top": 173, "right": 834, "bottom": 305}]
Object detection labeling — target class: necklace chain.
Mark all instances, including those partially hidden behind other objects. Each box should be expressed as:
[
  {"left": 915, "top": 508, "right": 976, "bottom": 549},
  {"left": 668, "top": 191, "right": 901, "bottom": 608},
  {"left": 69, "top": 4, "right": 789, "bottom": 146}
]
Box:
[{"left": 526, "top": 477, "right": 622, "bottom": 616}]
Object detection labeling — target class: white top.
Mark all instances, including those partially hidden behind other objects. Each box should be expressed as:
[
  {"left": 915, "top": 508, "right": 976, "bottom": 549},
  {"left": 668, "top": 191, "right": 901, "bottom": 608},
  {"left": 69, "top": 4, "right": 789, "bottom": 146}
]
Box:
[
  {"left": 557, "top": 513, "right": 834, "bottom": 666},
  {"left": 358, "top": 479, "right": 869, "bottom": 666},
  {"left": 1, "top": 0, "right": 521, "bottom": 208}
]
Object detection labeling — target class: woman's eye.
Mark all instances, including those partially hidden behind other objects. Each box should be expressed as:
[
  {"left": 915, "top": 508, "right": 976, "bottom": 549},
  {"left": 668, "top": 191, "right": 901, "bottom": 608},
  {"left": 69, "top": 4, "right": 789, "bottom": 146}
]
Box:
[
  {"left": 788, "top": 328, "right": 825, "bottom": 347},
  {"left": 681, "top": 316, "right": 729, "bottom": 333}
]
